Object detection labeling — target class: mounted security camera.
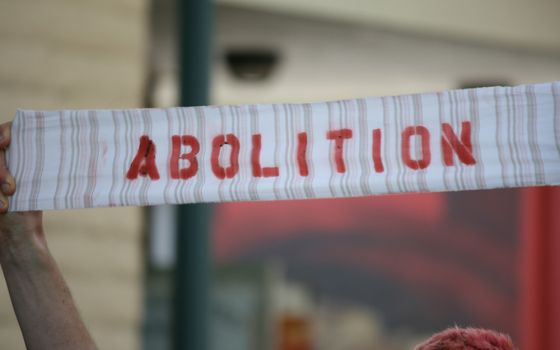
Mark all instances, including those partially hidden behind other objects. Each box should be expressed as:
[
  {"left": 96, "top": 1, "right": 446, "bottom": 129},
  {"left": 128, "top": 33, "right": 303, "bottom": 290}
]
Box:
[{"left": 224, "top": 48, "right": 280, "bottom": 82}]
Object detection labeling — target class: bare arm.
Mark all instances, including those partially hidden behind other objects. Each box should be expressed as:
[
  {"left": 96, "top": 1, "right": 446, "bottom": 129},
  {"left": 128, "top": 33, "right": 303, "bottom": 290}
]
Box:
[{"left": 0, "top": 122, "right": 96, "bottom": 350}]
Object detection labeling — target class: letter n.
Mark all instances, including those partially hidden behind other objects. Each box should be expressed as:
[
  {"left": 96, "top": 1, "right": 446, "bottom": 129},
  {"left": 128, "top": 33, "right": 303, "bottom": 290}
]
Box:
[{"left": 441, "top": 121, "right": 476, "bottom": 166}]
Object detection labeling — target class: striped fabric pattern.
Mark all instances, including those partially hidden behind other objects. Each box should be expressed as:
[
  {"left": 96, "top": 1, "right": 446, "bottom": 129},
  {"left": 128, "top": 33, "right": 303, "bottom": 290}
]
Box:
[{"left": 8, "top": 81, "right": 560, "bottom": 211}]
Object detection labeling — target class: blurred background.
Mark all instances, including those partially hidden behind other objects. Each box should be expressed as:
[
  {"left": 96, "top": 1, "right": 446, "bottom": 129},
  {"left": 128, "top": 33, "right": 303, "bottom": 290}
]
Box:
[{"left": 1, "top": 0, "right": 560, "bottom": 349}]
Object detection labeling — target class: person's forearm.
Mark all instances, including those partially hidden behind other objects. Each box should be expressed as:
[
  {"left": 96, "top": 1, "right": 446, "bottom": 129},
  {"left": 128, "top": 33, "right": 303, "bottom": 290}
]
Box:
[{"left": 0, "top": 230, "right": 96, "bottom": 350}]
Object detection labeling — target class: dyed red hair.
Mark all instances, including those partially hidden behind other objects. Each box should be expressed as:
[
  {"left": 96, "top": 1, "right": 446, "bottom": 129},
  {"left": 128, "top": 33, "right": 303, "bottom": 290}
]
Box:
[{"left": 415, "top": 328, "right": 514, "bottom": 350}]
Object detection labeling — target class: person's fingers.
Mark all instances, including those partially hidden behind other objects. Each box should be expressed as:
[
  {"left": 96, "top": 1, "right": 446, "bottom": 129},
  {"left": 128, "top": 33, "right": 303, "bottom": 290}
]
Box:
[
  {"left": 0, "top": 123, "right": 16, "bottom": 208},
  {"left": 0, "top": 150, "right": 15, "bottom": 196},
  {"left": 0, "top": 192, "right": 8, "bottom": 213},
  {"left": 0, "top": 122, "right": 12, "bottom": 149}
]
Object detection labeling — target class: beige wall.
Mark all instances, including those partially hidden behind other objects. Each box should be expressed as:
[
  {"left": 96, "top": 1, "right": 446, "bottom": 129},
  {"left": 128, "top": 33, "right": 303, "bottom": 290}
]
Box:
[
  {"left": 218, "top": 0, "right": 560, "bottom": 53},
  {"left": 0, "top": 0, "right": 146, "bottom": 349},
  {"left": 213, "top": 6, "right": 560, "bottom": 104}
]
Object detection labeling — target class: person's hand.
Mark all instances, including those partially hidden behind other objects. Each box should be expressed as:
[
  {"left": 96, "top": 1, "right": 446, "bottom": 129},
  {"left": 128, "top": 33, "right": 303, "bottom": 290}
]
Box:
[
  {"left": 0, "top": 122, "right": 44, "bottom": 261},
  {"left": 0, "top": 125, "right": 96, "bottom": 350}
]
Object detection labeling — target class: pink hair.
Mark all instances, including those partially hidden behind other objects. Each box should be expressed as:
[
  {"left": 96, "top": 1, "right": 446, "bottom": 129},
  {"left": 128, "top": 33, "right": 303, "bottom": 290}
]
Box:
[{"left": 415, "top": 327, "right": 514, "bottom": 350}]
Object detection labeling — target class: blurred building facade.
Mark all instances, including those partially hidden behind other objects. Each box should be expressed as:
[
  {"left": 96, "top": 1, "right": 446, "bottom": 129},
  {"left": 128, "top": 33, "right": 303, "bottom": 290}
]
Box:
[
  {"left": 146, "top": 2, "right": 560, "bottom": 350},
  {"left": 1, "top": 0, "right": 560, "bottom": 349},
  {"left": 212, "top": 5, "right": 560, "bottom": 104},
  {"left": 0, "top": 0, "right": 147, "bottom": 349}
]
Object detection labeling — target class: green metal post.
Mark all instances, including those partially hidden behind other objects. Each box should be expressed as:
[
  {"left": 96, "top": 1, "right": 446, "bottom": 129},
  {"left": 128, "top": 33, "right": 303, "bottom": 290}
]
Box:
[{"left": 174, "top": 0, "right": 212, "bottom": 349}]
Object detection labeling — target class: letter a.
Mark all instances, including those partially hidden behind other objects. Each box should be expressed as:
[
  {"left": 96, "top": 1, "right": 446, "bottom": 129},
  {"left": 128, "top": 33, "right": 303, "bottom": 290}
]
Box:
[{"left": 127, "top": 135, "right": 160, "bottom": 180}]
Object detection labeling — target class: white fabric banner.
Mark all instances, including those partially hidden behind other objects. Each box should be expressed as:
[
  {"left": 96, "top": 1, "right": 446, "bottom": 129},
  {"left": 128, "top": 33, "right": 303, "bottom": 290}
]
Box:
[{"left": 8, "top": 81, "right": 560, "bottom": 211}]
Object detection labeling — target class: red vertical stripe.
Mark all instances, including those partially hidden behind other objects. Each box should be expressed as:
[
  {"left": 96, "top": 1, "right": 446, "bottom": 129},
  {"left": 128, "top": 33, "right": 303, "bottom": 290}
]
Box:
[
  {"left": 297, "top": 132, "right": 309, "bottom": 177},
  {"left": 520, "top": 187, "right": 560, "bottom": 350},
  {"left": 372, "top": 128, "right": 384, "bottom": 173}
]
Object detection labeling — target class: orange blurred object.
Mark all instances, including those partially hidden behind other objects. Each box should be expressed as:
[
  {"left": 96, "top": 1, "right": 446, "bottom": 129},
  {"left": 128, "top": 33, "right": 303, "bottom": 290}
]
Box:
[{"left": 278, "top": 315, "right": 313, "bottom": 350}]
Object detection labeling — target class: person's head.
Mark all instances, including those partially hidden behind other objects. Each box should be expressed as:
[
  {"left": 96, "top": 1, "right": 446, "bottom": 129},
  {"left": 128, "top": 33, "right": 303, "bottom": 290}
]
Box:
[{"left": 415, "top": 328, "right": 514, "bottom": 350}]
